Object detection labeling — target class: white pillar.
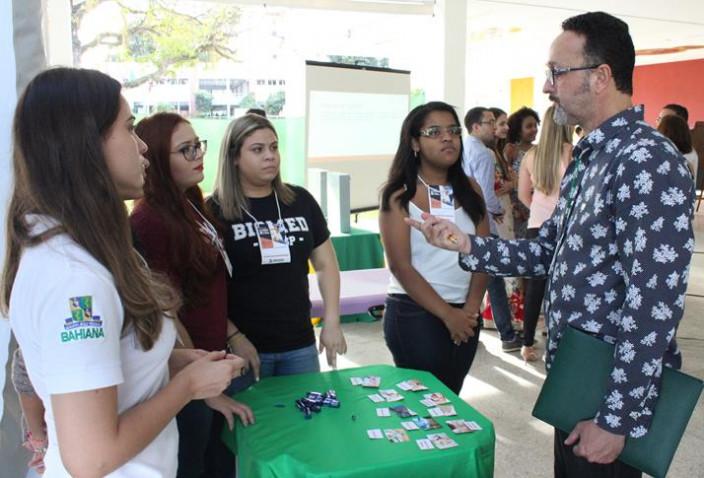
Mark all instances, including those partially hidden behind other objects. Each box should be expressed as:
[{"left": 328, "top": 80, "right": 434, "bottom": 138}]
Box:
[
  {"left": 0, "top": 0, "right": 21, "bottom": 472},
  {"left": 435, "top": 0, "right": 467, "bottom": 109},
  {"left": 44, "top": 0, "right": 73, "bottom": 66}
]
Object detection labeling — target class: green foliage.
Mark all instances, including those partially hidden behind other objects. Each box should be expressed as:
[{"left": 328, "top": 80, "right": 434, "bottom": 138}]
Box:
[
  {"left": 71, "top": 0, "right": 240, "bottom": 88},
  {"left": 238, "top": 93, "right": 259, "bottom": 109},
  {"left": 195, "top": 90, "right": 213, "bottom": 116},
  {"left": 327, "top": 55, "right": 389, "bottom": 68},
  {"left": 265, "top": 91, "right": 286, "bottom": 116},
  {"left": 156, "top": 102, "right": 174, "bottom": 112}
]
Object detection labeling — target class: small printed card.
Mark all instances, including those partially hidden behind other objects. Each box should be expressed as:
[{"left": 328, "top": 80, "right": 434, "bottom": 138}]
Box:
[
  {"left": 362, "top": 376, "right": 381, "bottom": 388},
  {"left": 367, "top": 429, "right": 383, "bottom": 440},
  {"left": 423, "top": 392, "right": 450, "bottom": 405},
  {"left": 420, "top": 399, "right": 437, "bottom": 408},
  {"left": 384, "top": 428, "right": 410, "bottom": 443},
  {"left": 379, "top": 389, "right": 404, "bottom": 402},
  {"left": 428, "top": 405, "right": 457, "bottom": 417},
  {"left": 368, "top": 394, "right": 385, "bottom": 403},
  {"left": 350, "top": 377, "right": 363, "bottom": 386},
  {"left": 412, "top": 416, "right": 441, "bottom": 430},
  {"left": 397, "top": 379, "right": 428, "bottom": 392},
  {"left": 401, "top": 420, "right": 419, "bottom": 431},
  {"left": 389, "top": 405, "right": 417, "bottom": 417},
  {"left": 376, "top": 407, "right": 391, "bottom": 417},
  {"left": 446, "top": 420, "right": 483, "bottom": 434},
  {"left": 416, "top": 438, "right": 434, "bottom": 450},
  {"left": 427, "top": 433, "right": 459, "bottom": 449}
]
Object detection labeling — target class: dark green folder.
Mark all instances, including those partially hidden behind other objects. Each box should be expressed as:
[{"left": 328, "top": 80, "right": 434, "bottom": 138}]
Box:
[{"left": 532, "top": 326, "right": 703, "bottom": 478}]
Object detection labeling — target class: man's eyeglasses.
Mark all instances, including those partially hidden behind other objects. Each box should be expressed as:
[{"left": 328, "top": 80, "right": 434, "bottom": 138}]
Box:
[
  {"left": 419, "top": 125, "right": 463, "bottom": 138},
  {"left": 545, "top": 64, "right": 601, "bottom": 86},
  {"left": 173, "top": 140, "right": 207, "bottom": 161},
  {"left": 479, "top": 120, "right": 496, "bottom": 126}
]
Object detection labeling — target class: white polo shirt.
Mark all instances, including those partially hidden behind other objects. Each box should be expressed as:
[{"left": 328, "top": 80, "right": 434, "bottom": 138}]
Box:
[{"left": 10, "top": 215, "right": 178, "bottom": 477}]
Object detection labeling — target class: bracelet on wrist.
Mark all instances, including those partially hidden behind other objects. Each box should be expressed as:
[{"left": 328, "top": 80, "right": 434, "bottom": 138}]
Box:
[{"left": 227, "top": 330, "right": 243, "bottom": 342}]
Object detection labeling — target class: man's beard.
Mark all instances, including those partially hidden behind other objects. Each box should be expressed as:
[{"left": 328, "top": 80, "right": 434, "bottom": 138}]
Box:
[{"left": 553, "top": 103, "right": 569, "bottom": 125}]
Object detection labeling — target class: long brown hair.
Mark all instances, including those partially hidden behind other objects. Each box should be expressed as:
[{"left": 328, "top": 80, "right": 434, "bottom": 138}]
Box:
[
  {"left": 134, "top": 112, "right": 220, "bottom": 308},
  {"left": 1, "top": 67, "right": 178, "bottom": 350},
  {"left": 658, "top": 115, "right": 693, "bottom": 155},
  {"left": 212, "top": 114, "right": 295, "bottom": 221}
]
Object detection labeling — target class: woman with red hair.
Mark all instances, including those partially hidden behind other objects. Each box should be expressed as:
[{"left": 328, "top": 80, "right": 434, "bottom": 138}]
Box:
[{"left": 131, "top": 113, "right": 255, "bottom": 478}]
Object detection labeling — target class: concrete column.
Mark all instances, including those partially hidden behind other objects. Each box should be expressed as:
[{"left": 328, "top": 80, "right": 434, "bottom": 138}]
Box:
[
  {"left": 44, "top": 0, "right": 73, "bottom": 66},
  {"left": 436, "top": 0, "right": 468, "bottom": 109}
]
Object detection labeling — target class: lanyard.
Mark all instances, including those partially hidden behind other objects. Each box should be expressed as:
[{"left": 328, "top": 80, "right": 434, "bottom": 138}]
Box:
[
  {"left": 241, "top": 190, "right": 284, "bottom": 227},
  {"left": 188, "top": 200, "right": 220, "bottom": 240},
  {"left": 187, "top": 199, "right": 233, "bottom": 277}
]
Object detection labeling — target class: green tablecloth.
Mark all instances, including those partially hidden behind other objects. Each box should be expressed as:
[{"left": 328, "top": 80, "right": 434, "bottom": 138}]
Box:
[
  {"left": 223, "top": 364, "right": 495, "bottom": 478},
  {"left": 330, "top": 227, "right": 384, "bottom": 272},
  {"left": 330, "top": 228, "right": 385, "bottom": 322}
]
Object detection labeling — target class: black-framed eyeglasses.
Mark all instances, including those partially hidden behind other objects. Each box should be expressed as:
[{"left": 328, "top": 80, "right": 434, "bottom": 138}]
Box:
[
  {"left": 545, "top": 64, "right": 601, "bottom": 86},
  {"left": 479, "top": 119, "right": 496, "bottom": 126},
  {"left": 419, "top": 125, "right": 463, "bottom": 139},
  {"left": 172, "top": 140, "right": 207, "bottom": 161}
]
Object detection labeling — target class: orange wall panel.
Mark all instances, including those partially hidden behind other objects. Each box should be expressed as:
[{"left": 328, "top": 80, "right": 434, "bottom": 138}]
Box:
[{"left": 632, "top": 58, "right": 704, "bottom": 127}]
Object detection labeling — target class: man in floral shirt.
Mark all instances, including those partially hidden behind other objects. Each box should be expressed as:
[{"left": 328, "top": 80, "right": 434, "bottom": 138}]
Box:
[{"left": 410, "top": 11, "right": 694, "bottom": 478}]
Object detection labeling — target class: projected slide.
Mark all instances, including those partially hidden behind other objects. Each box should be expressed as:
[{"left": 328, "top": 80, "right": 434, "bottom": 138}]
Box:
[
  {"left": 305, "top": 61, "right": 410, "bottom": 211},
  {"left": 308, "top": 91, "right": 407, "bottom": 157}
]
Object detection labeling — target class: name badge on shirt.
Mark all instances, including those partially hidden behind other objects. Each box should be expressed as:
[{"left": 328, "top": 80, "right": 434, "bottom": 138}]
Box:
[
  {"left": 255, "top": 221, "right": 291, "bottom": 265},
  {"left": 427, "top": 184, "right": 455, "bottom": 222}
]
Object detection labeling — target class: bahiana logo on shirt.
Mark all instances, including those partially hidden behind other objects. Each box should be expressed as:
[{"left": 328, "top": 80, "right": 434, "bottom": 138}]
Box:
[{"left": 61, "top": 296, "right": 105, "bottom": 343}]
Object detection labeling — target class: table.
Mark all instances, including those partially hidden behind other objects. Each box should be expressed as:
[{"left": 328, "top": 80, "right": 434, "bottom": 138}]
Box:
[
  {"left": 223, "top": 365, "right": 495, "bottom": 478},
  {"left": 309, "top": 268, "right": 390, "bottom": 318},
  {"left": 330, "top": 227, "right": 385, "bottom": 272},
  {"left": 329, "top": 227, "right": 386, "bottom": 322}
]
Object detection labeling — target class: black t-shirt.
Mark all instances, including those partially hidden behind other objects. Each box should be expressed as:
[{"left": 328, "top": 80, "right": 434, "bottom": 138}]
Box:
[{"left": 208, "top": 185, "right": 330, "bottom": 353}]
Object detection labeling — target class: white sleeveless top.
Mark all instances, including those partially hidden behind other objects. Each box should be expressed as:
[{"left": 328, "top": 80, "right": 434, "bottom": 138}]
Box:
[{"left": 387, "top": 202, "right": 476, "bottom": 304}]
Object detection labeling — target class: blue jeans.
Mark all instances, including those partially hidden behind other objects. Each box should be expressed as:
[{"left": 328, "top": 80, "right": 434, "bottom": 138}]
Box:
[
  {"left": 259, "top": 343, "right": 321, "bottom": 378},
  {"left": 486, "top": 274, "right": 517, "bottom": 342},
  {"left": 383, "top": 294, "right": 481, "bottom": 394}
]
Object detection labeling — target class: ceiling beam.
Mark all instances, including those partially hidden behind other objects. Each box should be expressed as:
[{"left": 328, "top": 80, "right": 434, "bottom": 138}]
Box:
[{"left": 205, "top": 0, "right": 435, "bottom": 15}]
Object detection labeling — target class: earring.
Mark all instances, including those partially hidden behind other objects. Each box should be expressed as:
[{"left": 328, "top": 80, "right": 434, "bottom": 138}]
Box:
[{"left": 413, "top": 150, "right": 419, "bottom": 159}]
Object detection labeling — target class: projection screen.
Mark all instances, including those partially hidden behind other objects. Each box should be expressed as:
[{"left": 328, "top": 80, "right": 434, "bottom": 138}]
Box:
[{"left": 305, "top": 61, "right": 410, "bottom": 212}]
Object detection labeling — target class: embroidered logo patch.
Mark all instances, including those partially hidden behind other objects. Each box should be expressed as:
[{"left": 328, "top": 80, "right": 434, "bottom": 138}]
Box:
[{"left": 61, "top": 296, "right": 104, "bottom": 343}]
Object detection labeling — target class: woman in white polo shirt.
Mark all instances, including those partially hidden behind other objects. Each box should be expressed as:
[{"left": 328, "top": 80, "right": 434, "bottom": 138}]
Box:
[{"left": 1, "top": 67, "right": 245, "bottom": 477}]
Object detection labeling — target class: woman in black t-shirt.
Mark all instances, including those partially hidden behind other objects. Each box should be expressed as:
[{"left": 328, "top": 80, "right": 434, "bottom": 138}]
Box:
[{"left": 208, "top": 114, "right": 347, "bottom": 380}]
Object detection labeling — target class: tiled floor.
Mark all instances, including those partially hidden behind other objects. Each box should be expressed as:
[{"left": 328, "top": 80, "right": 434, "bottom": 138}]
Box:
[{"left": 319, "top": 212, "right": 704, "bottom": 478}]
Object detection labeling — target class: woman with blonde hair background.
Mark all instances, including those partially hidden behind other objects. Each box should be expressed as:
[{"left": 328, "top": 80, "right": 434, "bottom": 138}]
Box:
[
  {"left": 208, "top": 114, "right": 346, "bottom": 379},
  {"left": 517, "top": 105, "right": 573, "bottom": 361}
]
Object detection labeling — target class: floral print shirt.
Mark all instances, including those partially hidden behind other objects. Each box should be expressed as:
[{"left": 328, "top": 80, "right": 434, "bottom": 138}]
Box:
[{"left": 459, "top": 106, "right": 694, "bottom": 438}]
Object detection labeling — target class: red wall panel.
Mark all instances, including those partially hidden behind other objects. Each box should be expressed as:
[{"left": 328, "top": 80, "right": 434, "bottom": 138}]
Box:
[{"left": 632, "top": 58, "right": 704, "bottom": 128}]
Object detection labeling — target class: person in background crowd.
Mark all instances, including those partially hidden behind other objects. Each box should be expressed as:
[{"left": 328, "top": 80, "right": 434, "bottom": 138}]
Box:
[
  {"left": 655, "top": 103, "right": 688, "bottom": 128},
  {"left": 463, "top": 107, "right": 523, "bottom": 354},
  {"left": 517, "top": 105, "right": 573, "bottom": 362},
  {"left": 657, "top": 114, "right": 698, "bottom": 183},
  {"left": 131, "top": 112, "right": 255, "bottom": 478},
  {"left": 489, "top": 107, "right": 516, "bottom": 240},
  {"left": 209, "top": 114, "right": 347, "bottom": 381},
  {"left": 505, "top": 106, "right": 540, "bottom": 239},
  {"left": 246, "top": 108, "right": 267, "bottom": 117},
  {"left": 3, "top": 67, "right": 245, "bottom": 477},
  {"left": 380, "top": 101, "right": 489, "bottom": 394}
]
